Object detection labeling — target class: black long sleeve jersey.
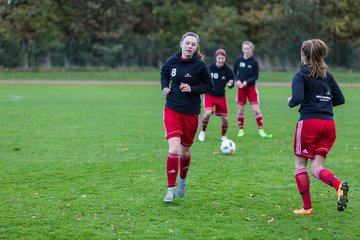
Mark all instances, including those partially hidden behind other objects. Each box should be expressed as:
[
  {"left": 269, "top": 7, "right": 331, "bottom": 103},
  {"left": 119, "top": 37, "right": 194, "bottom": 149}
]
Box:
[
  {"left": 233, "top": 56, "right": 259, "bottom": 86},
  {"left": 160, "top": 52, "right": 213, "bottom": 115},
  {"left": 208, "top": 62, "right": 234, "bottom": 97},
  {"left": 288, "top": 65, "right": 345, "bottom": 120}
]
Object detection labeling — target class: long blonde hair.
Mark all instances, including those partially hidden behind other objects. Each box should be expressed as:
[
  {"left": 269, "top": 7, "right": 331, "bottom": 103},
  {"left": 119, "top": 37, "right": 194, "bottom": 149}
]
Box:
[
  {"left": 301, "top": 39, "right": 329, "bottom": 78},
  {"left": 181, "top": 32, "right": 205, "bottom": 60}
]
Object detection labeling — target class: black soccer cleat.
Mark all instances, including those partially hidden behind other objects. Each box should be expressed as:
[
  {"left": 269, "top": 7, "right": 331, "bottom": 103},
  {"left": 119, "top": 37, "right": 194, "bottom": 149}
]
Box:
[{"left": 337, "top": 182, "right": 349, "bottom": 211}]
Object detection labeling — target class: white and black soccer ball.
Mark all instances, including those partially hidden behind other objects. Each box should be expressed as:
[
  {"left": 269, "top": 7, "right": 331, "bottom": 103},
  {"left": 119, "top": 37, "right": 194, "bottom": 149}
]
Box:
[{"left": 220, "top": 139, "right": 236, "bottom": 155}]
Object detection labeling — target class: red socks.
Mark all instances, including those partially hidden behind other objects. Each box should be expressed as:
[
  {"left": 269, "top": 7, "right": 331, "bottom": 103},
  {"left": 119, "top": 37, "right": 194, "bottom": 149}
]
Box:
[
  {"left": 237, "top": 114, "right": 244, "bottom": 129},
  {"left": 166, "top": 153, "right": 179, "bottom": 187},
  {"left": 318, "top": 168, "right": 341, "bottom": 191},
  {"left": 167, "top": 153, "right": 192, "bottom": 187},
  {"left": 202, "top": 117, "right": 209, "bottom": 131},
  {"left": 295, "top": 167, "right": 343, "bottom": 209},
  {"left": 255, "top": 113, "right": 263, "bottom": 129},
  {"left": 180, "top": 153, "right": 191, "bottom": 179},
  {"left": 221, "top": 123, "right": 228, "bottom": 136},
  {"left": 295, "top": 167, "right": 312, "bottom": 209}
]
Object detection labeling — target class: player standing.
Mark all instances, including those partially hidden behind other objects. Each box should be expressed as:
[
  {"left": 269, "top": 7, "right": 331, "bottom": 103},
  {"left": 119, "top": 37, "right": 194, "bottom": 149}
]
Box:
[
  {"left": 160, "top": 32, "right": 213, "bottom": 203},
  {"left": 288, "top": 39, "right": 349, "bottom": 215},
  {"left": 198, "top": 48, "right": 234, "bottom": 142},
  {"left": 233, "top": 41, "right": 271, "bottom": 138}
]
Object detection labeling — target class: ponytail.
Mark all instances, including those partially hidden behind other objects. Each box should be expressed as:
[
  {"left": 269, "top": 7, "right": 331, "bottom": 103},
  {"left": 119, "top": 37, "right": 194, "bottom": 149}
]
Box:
[{"left": 301, "top": 39, "right": 329, "bottom": 78}]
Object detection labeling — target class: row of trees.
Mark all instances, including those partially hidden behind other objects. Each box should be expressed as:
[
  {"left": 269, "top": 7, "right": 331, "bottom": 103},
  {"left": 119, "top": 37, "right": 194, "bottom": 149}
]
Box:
[{"left": 0, "top": 0, "right": 359, "bottom": 69}]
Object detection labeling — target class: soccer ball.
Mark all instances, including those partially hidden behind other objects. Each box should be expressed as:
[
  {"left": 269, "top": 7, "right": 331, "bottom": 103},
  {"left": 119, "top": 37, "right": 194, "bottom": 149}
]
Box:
[{"left": 220, "top": 139, "right": 236, "bottom": 155}]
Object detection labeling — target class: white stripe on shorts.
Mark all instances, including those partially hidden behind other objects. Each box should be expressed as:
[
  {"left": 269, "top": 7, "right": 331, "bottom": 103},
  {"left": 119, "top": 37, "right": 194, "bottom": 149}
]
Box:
[{"left": 296, "top": 120, "right": 303, "bottom": 155}]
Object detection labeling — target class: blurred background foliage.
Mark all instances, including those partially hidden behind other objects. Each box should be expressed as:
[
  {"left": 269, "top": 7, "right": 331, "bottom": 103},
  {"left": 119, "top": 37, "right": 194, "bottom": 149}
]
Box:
[{"left": 0, "top": 0, "right": 359, "bottom": 70}]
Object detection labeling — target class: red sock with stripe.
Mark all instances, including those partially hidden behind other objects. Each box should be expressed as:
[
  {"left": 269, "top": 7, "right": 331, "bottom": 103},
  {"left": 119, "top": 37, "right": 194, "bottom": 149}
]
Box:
[
  {"left": 202, "top": 117, "right": 209, "bottom": 131},
  {"left": 221, "top": 123, "right": 228, "bottom": 136},
  {"left": 318, "top": 168, "right": 341, "bottom": 191},
  {"left": 167, "top": 152, "right": 179, "bottom": 187},
  {"left": 255, "top": 113, "right": 263, "bottom": 129},
  {"left": 180, "top": 153, "right": 191, "bottom": 179},
  {"left": 295, "top": 167, "right": 312, "bottom": 209},
  {"left": 237, "top": 114, "right": 244, "bottom": 129}
]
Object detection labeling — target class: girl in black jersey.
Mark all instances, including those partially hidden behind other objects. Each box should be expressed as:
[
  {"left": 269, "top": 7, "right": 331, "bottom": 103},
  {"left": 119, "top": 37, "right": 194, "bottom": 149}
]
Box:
[
  {"left": 198, "top": 49, "right": 234, "bottom": 142},
  {"left": 288, "top": 39, "right": 348, "bottom": 215},
  {"left": 233, "top": 41, "right": 272, "bottom": 139},
  {"left": 160, "top": 32, "right": 213, "bottom": 203}
]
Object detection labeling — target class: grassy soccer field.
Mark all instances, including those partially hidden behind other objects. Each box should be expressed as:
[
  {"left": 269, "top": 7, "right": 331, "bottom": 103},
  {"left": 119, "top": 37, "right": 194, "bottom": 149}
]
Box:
[{"left": 0, "top": 82, "right": 359, "bottom": 239}]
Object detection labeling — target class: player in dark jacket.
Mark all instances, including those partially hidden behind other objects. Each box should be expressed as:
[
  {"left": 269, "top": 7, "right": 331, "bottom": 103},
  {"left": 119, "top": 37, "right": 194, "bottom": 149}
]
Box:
[
  {"left": 233, "top": 41, "right": 272, "bottom": 139},
  {"left": 198, "top": 48, "right": 234, "bottom": 142},
  {"left": 288, "top": 39, "right": 348, "bottom": 215},
  {"left": 160, "top": 32, "right": 213, "bottom": 203}
]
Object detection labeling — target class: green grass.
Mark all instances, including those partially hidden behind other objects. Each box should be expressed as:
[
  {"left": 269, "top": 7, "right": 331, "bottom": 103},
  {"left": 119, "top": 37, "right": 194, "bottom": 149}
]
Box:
[
  {"left": 0, "top": 84, "right": 359, "bottom": 239},
  {"left": 0, "top": 69, "right": 359, "bottom": 83}
]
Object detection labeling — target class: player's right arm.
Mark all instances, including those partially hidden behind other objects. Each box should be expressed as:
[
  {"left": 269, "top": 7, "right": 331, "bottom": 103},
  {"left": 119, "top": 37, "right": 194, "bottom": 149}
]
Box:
[
  {"left": 160, "top": 58, "right": 172, "bottom": 95},
  {"left": 328, "top": 73, "right": 345, "bottom": 106},
  {"left": 288, "top": 74, "right": 304, "bottom": 108}
]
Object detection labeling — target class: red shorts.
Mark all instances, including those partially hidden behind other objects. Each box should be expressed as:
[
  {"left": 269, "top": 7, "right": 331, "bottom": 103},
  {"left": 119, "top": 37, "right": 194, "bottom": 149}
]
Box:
[
  {"left": 236, "top": 85, "right": 259, "bottom": 105},
  {"left": 163, "top": 107, "right": 199, "bottom": 147},
  {"left": 203, "top": 94, "right": 228, "bottom": 116},
  {"left": 293, "top": 119, "right": 336, "bottom": 159}
]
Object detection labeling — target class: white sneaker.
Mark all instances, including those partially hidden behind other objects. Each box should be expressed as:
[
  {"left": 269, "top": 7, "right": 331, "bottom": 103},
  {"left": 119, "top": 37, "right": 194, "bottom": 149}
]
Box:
[
  {"left": 176, "top": 178, "right": 186, "bottom": 198},
  {"left": 163, "top": 188, "right": 175, "bottom": 203},
  {"left": 198, "top": 131, "right": 206, "bottom": 142},
  {"left": 221, "top": 136, "right": 228, "bottom": 142}
]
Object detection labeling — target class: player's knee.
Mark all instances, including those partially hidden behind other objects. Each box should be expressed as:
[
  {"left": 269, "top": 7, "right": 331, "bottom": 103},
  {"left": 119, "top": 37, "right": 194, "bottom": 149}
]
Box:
[
  {"left": 253, "top": 110, "right": 261, "bottom": 116},
  {"left": 310, "top": 165, "right": 322, "bottom": 179},
  {"left": 204, "top": 110, "right": 212, "bottom": 117},
  {"left": 181, "top": 148, "right": 191, "bottom": 157},
  {"left": 169, "top": 146, "right": 181, "bottom": 155}
]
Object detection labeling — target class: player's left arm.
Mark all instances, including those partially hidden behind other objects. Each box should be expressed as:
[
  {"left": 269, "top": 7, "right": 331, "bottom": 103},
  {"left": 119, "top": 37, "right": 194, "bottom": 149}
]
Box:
[
  {"left": 227, "top": 69, "right": 234, "bottom": 89},
  {"left": 330, "top": 75, "right": 345, "bottom": 106},
  {"left": 245, "top": 61, "right": 259, "bottom": 86},
  {"left": 190, "top": 63, "right": 214, "bottom": 94}
]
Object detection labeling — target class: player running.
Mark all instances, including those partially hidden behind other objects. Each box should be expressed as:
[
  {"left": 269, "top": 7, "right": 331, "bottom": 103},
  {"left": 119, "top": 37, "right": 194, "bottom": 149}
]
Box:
[
  {"left": 160, "top": 32, "right": 213, "bottom": 203},
  {"left": 233, "top": 41, "right": 272, "bottom": 139},
  {"left": 288, "top": 39, "right": 349, "bottom": 215},
  {"left": 198, "top": 48, "right": 234, "bottom": 142}
]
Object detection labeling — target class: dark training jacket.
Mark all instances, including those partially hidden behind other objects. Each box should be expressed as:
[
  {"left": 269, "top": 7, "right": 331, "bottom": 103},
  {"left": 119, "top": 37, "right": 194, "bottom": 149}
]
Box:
[
  {"left": 208, "top": 62, "right": 234, "bottom": 97},
  {"left": 289, "top": 65, "right": 345, "bottom": 120},
  {"left": 160, "top": 52, "right": 213, "bottom": 115},
  {"left": 233, "top": 56, "right": 259, "bottom": 86}
]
